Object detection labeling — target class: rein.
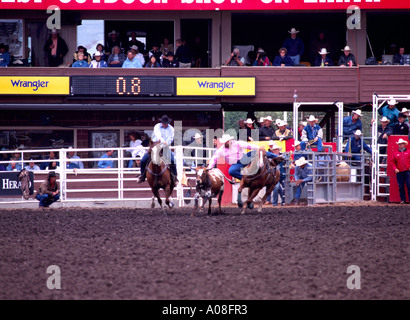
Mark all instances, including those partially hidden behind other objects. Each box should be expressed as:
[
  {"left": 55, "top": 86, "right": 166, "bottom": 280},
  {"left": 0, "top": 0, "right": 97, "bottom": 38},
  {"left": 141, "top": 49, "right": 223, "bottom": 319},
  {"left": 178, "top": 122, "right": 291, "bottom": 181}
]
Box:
[{"left": 146, "top": 160, "right": 168, "bottom": 177}]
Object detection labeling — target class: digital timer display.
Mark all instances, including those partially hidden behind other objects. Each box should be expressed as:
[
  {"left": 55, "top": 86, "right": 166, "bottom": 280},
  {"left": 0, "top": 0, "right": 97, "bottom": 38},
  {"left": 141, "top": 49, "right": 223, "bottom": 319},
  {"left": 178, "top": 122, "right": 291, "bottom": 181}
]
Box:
[{"left": 70, "top": 76, "right": 176, "bottom": 96}]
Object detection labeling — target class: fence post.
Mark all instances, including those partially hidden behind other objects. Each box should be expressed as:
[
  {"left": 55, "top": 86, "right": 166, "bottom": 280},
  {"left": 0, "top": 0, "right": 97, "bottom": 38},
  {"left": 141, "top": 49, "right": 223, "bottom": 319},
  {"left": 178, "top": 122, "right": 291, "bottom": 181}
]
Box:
[
  {"left": 60, "top": 149, "right": 67, "bottom": 203},
  {"left": 118, "top": 148, "right": 123, "bottom": 201},
  {"left": 176, "top": 145, "right": 184, "bottom": 207}
]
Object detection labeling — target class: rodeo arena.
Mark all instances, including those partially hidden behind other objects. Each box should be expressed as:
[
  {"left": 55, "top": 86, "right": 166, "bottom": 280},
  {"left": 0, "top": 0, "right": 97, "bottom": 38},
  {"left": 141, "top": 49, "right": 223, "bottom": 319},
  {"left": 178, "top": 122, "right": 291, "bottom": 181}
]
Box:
[{"left": 0, "top": 1, "right": 409, "bottom": 303}]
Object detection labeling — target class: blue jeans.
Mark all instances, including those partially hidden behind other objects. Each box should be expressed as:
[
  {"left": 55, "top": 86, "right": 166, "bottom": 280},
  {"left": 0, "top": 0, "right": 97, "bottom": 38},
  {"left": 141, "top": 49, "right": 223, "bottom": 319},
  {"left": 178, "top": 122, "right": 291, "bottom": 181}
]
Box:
[
  {"left": 267, "top": 180, "right": 284, "bottom": 205},
  {"left": 290, "top": 55, "right": 300, "bottom": 66},
  {"left": 228, "top": 151, "right": 255, "bottom": 180},
  {"left": 396, "top": 171, "right": 410, "bottom": 202},
  {"left": 300, "top": 138, "right": 323, "bottom": 152},
  {"left": 294, "top": 182, "right": 306, "bottom": 200},
  {"left": 36, "top": 193, "right": 60, "bottom": 207}
]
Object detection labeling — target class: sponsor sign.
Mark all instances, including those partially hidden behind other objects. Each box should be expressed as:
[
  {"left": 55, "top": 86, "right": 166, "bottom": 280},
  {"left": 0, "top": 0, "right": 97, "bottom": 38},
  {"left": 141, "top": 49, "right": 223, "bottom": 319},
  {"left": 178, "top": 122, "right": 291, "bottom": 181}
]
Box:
[
  {"left": 0, "top": 77, "right": 69, "bottom": 95},
  {"left": 177, "top": 77, "right": 255, "bottom": 96}
]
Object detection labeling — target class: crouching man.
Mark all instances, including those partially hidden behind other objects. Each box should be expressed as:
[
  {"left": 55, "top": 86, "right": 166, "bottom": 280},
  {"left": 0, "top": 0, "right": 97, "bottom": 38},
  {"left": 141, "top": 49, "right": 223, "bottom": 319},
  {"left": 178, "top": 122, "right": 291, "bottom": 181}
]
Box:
[{"left": 36, "top": 171, "right": 60, "bottom": 208}]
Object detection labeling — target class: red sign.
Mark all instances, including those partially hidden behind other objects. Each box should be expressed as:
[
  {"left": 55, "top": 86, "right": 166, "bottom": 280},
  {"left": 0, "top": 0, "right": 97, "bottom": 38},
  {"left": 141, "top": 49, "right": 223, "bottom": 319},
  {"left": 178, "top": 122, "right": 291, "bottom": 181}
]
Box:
[{"left": 0, "top": 0, "right": 410, "bottom": 11}]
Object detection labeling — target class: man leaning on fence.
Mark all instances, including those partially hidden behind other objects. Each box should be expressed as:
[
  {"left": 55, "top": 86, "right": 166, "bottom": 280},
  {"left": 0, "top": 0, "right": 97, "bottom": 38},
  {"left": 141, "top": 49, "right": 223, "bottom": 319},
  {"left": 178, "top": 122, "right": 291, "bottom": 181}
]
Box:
[{"left": 35, "top": 171, "right": 60, "bottom": 209}]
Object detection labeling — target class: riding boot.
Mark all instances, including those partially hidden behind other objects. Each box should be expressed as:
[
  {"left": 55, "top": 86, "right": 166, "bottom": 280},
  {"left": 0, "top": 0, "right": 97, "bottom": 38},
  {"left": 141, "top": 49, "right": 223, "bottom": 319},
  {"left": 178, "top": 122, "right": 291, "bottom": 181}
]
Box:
[
  {"left": 137, "top": 170, "right": 146, "bottom": 183},
  {"left": 170, "top": 164, "right": 179, "bottom": 183},
  {"left": 137, "top": 154, "right": 150, "bottom": 183}
]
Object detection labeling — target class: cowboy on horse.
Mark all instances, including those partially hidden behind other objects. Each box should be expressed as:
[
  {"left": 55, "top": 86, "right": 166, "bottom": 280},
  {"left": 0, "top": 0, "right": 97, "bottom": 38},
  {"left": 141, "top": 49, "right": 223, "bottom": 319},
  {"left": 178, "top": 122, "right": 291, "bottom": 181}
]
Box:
[{"left": 137, "top": 115, "right": 178, "bottom": 184}]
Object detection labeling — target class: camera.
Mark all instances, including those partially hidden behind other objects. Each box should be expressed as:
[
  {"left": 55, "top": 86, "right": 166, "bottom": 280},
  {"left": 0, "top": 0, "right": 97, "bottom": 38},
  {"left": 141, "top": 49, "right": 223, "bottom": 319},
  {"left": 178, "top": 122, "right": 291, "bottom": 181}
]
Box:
[{"left": 233, "top": 52, "right": 238, "bottom": 58}]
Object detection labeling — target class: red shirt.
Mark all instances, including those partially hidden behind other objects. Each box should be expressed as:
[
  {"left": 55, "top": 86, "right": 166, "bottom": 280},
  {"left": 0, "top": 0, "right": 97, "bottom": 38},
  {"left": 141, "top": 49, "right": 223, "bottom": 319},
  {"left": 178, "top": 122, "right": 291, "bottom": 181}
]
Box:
[{"left": 389, "top": 148, "right": 410, "bottom": 172}]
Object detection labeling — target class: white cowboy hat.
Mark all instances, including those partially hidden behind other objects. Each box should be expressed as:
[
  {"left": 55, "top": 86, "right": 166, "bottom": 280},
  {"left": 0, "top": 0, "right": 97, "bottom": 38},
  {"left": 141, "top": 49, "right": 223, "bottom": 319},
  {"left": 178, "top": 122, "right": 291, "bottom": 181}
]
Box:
[
  {"left": 219, "top": 134, "right": 235, "bottom": 144},
  {"left": 318, "top": 48, "right": 330, "bottom": 55},
  {"left": 293, "top": 141, "right": 301, "bottom": 147},
  {"left": 387, "top": 99, "right": 398, "bottom": 105},
  {"left": 300, "top": 121, "right": 307, "bottom": 127},
  {"left": 288, "top": 28, "right": 300, "bottom": 34},
  {"left": 380, "top": 116, "right": 390, "bottom": 122},
  {"left": 264, "top": 116, "right": 273, "bottom": 122},
  {"left": 130, "top": 45, "right": 139, "bottom": 51},
  {"left": 268, "top": 140, "right": 276, "bottom": 146},
  {"left": 108, "top": 30, "right": 119, "bottom": 37},
  {"left": 270, "top": 144, "right": 282, "bottom": 151},
  {"left": 342, "top": 46, "right": 351, "bottom": 51},
  {"left": 306, "top": 115, "right": 318, "bottom": 122},
  {"left": 259, "top": 117, "right": 265, "bottom": 123},
  {"left": 295, "top": 157, "right": 309, "bottom": 167},
  {"left": 354, "top": 130, "right": 362, "bottom": 136},
  {"left": 244, "top": 118, "right": 254, "bottom": 124},
  {"left": 401, "top": 108, "right": 408, "bottom": 113},
  {"left": 257, "top": 48, "right": 265, "bottom": 53},
  {"left": 194, "top": 133, "right": 202, "bottom": 139},
  {"left": 396, "top": 138, "right": 408, "bottom": 145},
  {"left": 277, "top": 120, "right": 287, "bottom": 127},
  {"left": 352, "top": 110, "right": 362, "bottom": 117},
  {"left": 94, "top": 51, "right": 103, "bottom": 57}
]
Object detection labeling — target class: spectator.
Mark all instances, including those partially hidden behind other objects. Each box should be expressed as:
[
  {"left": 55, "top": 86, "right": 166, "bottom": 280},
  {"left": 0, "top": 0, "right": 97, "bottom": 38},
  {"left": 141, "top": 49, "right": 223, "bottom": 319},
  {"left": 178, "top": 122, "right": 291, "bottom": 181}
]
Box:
[
  {"left": 105, "top": 30, "right": 122, "bottom": 58},
  {"left": 122, "top": 50, "right": 143, "bottom": 68},
  {"left": 292, "top": 140, "right": 305, "bottom": 165},
  {"left": 273, "top": 48, "right": 293, "bottom": 67},
  {"left": 130, "top": 45, "right": 145, "bottom": 66},
  {"left": 43, "top": 28, "right": 68, "bottom": 67},
  {"left": 389, "top": 138, "right": 410, "bottom": 204},
  {"left": 378, "top": 98, "right": 400, "bottom": 128},
  {"left": 301, "top": 115, "right": 323, "bottom": 152},
  {"left": 238, "top": 119, "right": 246, "bottom": 130},
  {"left": 162, "top": 51, "right": 179, "bottom": 68},
  {"left": 282, "top": 28, "right": 304, "bottom": 66},
  {"left": 93, "top": 43, "right": 107, "bottom": 61},
  {"left": 160, "top": 38, "right": 174, "bottom": 57},
  {"left": 338, "top": 46, "right": 356, "bottom": 67},
  {"left": 25, "top": 159, "right": 40, "bottom": 171},
  {"left": 35, "top": 171, "right": 60, "bottom": 208},
  {"left": 0, "top": 43, "right": 11, "bottom": 67},
  {"left": 371, "top": 116, "right": 392, "bottom": 160},
  {"left": 127, "top": 31, "right": 146, "bottom": 54},
  {"left": 259, "top": 116, "right": 275, "bottom": 141},
  {"left": 149, "top": 44, "right": 163, "bottom": 64},
  {"left": 71, "top": 52, "right": 89, "bottom": 68},
  {"left": 67, "top": 147, "right": 84, "bottom": 169},
  {"left": 46, "top": 161, "right": 60, "bottom": 171},
  {"left": 89, "top": 51, "right": 108, "bottom": 68},
  {"left": 343, "top": 109, "right": 363, "bottom": 138},
  {"left": 140, "top": 133, "right": 150, "bottom": 147},
  {"left": 273, "top": 120, "right": 293, "bottom": 141},
  {"left": 73, "top": 45, "right": 92, "bottom": 64},
  {"left": 392, "top": 113, "right": 410, "bottom": 136},
  {"left": 266, "top": 142, "right": 286, "bottom": 206},
  {"left": 6, "top": 158, "right": 22, "bottom": 171},
  {"left": 126, "top": 132, "right": 144, "bottom": 168},
  {"left": 225, "top": 48, "right": 245, "bottom": 66},
  {"left": 298, "top": 121, "right": 307, "bottom": 141},
  {"left": 312, "top": 32, "right": 330, "bottom": 63},
  {"left": 145, "top": 55, "right": 161, "bottom": 68},
  {"left": 192, "top": 36, "right": 207, "bottom": 68},
  {"left": 40, "top": 151, "right": 59, "bottom": 170},
  {"left": 244, "top": 118, "right": 257, "bottom": 142},
  {"left": 98, "top": 150, "right": 115, "bottom": 169},
  {"left": 108, "top": 46, "right": 126, "bottom": 67},
  {"left": 393, "top": 47, "right": 406, "bottom": 65},
  {"left": 252, "top": 48, "right": 270, "bottom": 66},
  {"left": 175, "top": 39, "right": 192, "bottom": 68},
  {"left": 293, "top": 157, "right": 313, "bottom": 206},
  {"left": 314, "top": 48, "right": 333, "bottom": 67},
  {"left": 345, "top": 130, "right": 372, "bottom": 162}
]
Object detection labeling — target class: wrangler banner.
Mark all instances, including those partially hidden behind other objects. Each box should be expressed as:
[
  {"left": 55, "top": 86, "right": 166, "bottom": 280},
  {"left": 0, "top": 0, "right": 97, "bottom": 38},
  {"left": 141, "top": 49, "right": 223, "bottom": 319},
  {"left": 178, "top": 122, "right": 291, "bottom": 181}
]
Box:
[
  {"left": 176, "top": 77, "right": 255, "bottom": 96},
  {"left": 0, "top": 77, "right": 70, "bottom": 95},
  {"left": 0, "top": 0, "right": 409, "bottom": 11}
]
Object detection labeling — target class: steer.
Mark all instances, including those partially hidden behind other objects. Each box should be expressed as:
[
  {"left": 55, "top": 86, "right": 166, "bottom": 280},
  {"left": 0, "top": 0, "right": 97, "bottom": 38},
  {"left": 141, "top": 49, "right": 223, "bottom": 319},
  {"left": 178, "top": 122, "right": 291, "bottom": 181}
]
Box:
[{"left": 193, "top": 167, "right": 234, "bottom": 216}]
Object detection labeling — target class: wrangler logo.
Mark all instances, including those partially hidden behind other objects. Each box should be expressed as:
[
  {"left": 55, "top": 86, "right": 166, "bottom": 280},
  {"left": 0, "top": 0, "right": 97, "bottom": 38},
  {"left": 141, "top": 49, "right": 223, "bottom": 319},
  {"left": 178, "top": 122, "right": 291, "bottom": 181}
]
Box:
[{"left": 10, "top": 79, "right": 49, "bottom": 91}]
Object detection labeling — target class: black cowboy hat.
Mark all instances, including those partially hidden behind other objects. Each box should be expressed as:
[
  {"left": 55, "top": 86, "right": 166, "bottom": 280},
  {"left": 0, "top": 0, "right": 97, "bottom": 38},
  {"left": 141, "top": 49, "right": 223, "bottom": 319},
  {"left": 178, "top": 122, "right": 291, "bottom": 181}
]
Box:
[
  {"left": 158, "top": 115, "right": 172, "bottom": 124},
  {"left": 48, "top": 171, "right": 57, "bottom": 178}
]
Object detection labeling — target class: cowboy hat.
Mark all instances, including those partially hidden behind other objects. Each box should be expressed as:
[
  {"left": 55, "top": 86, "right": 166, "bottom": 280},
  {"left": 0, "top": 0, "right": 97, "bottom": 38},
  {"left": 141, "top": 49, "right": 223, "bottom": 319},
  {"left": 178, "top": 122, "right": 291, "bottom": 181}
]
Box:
[
  {"left": 318, "top": 48, "right": 330, "bottom": 55},
  {"left": 396, "top": 138, "right": 408, "bottom": 145},
  {"left": 277, "top": 120, "right": 287, "bottom": 127},
  {"left": 275, "top": 119, "right": 281, "bottom": 125},
  {"left": 401, "top": 108, "right": 408, "bottom": 113},
  {"left": 94, "top": 51, "right": 103, "bottom": 57},
  {"left": 342, "top": 46, "right": 351, "bottom": 51},
  {"left": 380, "top": 116, "right": 390, "bottom": 122},
  {"left": 295, "top": 157, "right": 308, "bottom": 167},
  {"left": 108, "top": 30, "right": 119, "bottom": 37},
  {"left": 354, "top": 130, "right": 362, "bottom": 136},
  {"left": 352, "top": 109, "right": 362, "bottom": 117},
  {"left": 398, "top": 112, "right": 407, "bottom": 118},
  {"left": 387, "top": 99, "right": 398, "bottom": 105},
  {"left": 306, "top": 115, "right": 318, "bottom": 122},
  {"left": 219, "top": 134, "right": 235, "bottom": 144},
  {"left": 158, "top": 115, "right": 172, "bottom": 124},
  {"left": 264, "top": 116, "right": 273, "bottom": 122},
  {"left": 293, "top": 141, "right": 301, "bottom": 147},
  {"left": 194, "top": 133, "right": 202, "bottom": 139},
  {"left": 48, "top": 171, "right": 57, "bottom": 178},
  {"left": 244, "top": 118, "right": 254, "bottom": 124},
  {"left": 288, "top": 28, "right": 300, "bottom": 34},
  {"left": 259, "top": 117, "right": 265, "bottom": 123},
  {"left": 268, "top": 140, "right": 276, "bottom": 146},
  {"left": 257, "top": 48, "right": 265, "bottom": 53},
  {"left": 130, "top": 45, "right": 139, "bottom": 51},
  {"left": 270, "top": 144, "right": 282, "bottom": 151}
]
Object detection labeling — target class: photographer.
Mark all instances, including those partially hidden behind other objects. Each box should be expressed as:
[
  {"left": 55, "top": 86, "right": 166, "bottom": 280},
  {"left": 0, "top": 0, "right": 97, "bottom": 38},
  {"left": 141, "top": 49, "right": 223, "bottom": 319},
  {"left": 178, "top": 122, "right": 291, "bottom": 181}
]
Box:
[
  {"left": 225, "top": 48, "right": 245, "bottom": 66},
  {"left": 252, "top": 48, "right": 270, "bottom": 66}
]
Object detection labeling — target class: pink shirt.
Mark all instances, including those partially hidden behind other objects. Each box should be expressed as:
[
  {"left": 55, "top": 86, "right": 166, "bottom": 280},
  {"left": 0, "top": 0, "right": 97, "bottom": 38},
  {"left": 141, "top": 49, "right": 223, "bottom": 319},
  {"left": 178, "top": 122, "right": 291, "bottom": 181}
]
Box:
[
  {"left": 51, "top": 38, "right": 58, "bottom": 56},
  {"left": 208, "top": 140, "right": 260, "bottom": 168}
]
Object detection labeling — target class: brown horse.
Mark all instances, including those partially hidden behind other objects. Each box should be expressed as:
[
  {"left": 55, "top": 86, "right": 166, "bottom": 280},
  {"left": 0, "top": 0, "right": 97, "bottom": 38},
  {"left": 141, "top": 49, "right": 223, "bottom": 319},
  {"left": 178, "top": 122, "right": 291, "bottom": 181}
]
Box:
[
  {"left": 146, "top": 143, "right": 175, "bottom": 214},
  {"left": 237, "top": 150, "right": 283, "bottom": 214}
]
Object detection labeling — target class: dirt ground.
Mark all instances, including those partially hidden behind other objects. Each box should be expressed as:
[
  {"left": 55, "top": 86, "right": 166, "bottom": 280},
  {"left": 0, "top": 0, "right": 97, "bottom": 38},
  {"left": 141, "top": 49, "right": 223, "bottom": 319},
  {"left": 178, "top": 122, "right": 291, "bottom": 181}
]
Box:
[{"left": 0, "top": 202, "right": 409, "bottom": 300}]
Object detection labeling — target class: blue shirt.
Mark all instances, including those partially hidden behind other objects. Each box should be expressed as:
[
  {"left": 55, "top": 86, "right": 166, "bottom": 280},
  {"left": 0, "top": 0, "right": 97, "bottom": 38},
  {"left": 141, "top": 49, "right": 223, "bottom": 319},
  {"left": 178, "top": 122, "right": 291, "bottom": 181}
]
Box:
[
  {"left": 343, "top": 116, "right": 362, "bottom": 137},
  {"left": 72, "top": 60, "right": 89, "bottom": 68},
  {"left": 98, "top": 153, "right": 114, "bottom": 169},
  {"left": 273, "top": 55, "right": 293, "bottom": 66},
  {"left": 295, "top": 163, "right": 313, "bottom": 182},
  {"left": 378, "top": 105, "right": 400, "bottom": 127},
  {"left": 303, "top": 124, "right": 323, "bottom": 141},
  {"left": 122, "top": 58, "right": 143, "bottom": 68},
  {"left": 282, "top": 37, "right": 304, "bottom": 57},
  {"left": 0, "top": 51, "right": 11, "bottom": 67},
  {"left": 345, "top": 137, "right": 372, "bottom": 154},
  {"left": 151, "top": 123, "right": 174, "bottom": 145}
]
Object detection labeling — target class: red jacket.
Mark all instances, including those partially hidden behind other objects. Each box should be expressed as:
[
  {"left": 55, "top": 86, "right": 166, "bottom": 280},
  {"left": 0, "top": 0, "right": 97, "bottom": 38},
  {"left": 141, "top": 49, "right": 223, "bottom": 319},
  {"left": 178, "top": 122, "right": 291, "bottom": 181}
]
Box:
[{"left": 389, "top": 148, "right": 410, "bottom": 172}]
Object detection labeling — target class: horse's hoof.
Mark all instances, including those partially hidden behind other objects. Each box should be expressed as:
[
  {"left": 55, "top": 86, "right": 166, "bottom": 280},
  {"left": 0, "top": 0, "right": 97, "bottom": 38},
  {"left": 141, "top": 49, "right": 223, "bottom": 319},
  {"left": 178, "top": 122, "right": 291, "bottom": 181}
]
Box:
[
  {"left": 237, "top": 202, "right": 243, "bottom": 208},
  {"left": 151, "top": 203, "right": 155, "bottom": 209},
  {"left": 247, "top": 203, "right": 254, "bottom": 209}
]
